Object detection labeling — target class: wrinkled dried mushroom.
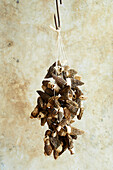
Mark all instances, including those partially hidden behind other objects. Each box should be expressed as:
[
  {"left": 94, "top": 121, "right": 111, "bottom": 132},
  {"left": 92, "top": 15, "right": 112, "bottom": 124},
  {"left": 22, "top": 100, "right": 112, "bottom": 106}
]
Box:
[{"left": 30, "top": 61, "right": 86, "bottom": 159}]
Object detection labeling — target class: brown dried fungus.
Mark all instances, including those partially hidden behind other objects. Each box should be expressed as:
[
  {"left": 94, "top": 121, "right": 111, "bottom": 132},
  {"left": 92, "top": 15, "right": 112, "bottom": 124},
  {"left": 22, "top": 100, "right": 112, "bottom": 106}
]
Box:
[{"left": 30, "top": 61, "right": 86, "bottom": 159}]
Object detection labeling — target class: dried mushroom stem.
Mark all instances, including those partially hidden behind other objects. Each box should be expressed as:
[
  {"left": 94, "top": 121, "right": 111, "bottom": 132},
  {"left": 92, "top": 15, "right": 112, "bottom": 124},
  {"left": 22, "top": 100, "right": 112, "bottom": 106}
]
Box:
[{"left": 77, "top": 107, "right": 84, "bottom": 120}]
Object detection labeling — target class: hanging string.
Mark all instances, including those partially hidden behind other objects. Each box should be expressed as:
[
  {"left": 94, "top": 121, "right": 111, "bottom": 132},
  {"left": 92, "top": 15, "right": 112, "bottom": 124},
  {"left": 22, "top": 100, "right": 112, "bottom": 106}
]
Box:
[
  {"left": 53, "top": 0, "right": 67, "bottom": 66},
  {"left": 50, "top": 0, "right": 68, "bottom": 96}
]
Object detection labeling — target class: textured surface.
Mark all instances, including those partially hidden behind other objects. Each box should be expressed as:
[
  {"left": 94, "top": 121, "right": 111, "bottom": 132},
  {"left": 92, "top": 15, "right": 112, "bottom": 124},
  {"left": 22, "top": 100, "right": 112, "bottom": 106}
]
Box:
[{"left": 0, "top": 0, "right": 113, "bottom": 170}]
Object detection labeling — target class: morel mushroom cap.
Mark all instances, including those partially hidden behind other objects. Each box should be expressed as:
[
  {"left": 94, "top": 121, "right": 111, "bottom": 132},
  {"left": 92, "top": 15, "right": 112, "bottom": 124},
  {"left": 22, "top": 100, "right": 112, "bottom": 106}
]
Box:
[
  {"left": 58, "top": 128, "right": 67, "bottom": 136},
  {"left": 71, "top": 78, "right": 84, "bottom": 88},
  {"left": 74, "top": 86, "right": 83, "bottom": 98},
  {"left": 44, "top": 139, "right": 53, "bottom": 156},
  {"left": 59, "top": 85, "right": 71, "bottom": 98},
  {"left": 66, "top": 99, "right": 78, "bottom": 108},
  {"left": 45, "top": 88, "right": 54, "bottom": 97},
  {"left": 63, "top": 107, "right": 71, "bottom": 120},
  {"left": 52, "top": 73, "right": 67, "bottom": 88},
  {"left": 53, "top": 141, "right": 63, "bottom": 159},
  {"left": 67, "top": 69, "right": 77, "bottom": 78},
  {"left": 53, "top": 149, "right": 59, "bottom": 159},
  {"left": 37, "top": 96, "right": 44, "bottom": 108},
  {"left": 45, "top": 130, "right": 52, "bottom": 137},
  {"left": 36, "top": 90, "right": 50, "bottom": 103},
  {"left": 57, "top": 118, "right": 69, "bottom": 131},
  {"left": 42, "top": 80, "right": 50, "bottom": 86},
  {"left": 45, "top": 62, "right": 57, "bottom": 78},
  {"left": 41, "top": 117, "right": 47, "bottom": 126},
  {"left": 59, "top": 136, "right": 69, "bottom": 155},
  {"left": 50, "top": 135, "right": 61, "bottom": 149},
  {"left": 74, "top": 75, "right": 81, "bottom": 81},
  {"left": 70, "top": 127, "right": 85, "bottom": 136},
  {"left": 30, "top": 105, "right": 39, "bottom": 118},
  {"left": 47, "top": 96, "right": 60, "bottom": 108},
  {"left": 66, "top": 103, "right": 78, "bottom": 114}
]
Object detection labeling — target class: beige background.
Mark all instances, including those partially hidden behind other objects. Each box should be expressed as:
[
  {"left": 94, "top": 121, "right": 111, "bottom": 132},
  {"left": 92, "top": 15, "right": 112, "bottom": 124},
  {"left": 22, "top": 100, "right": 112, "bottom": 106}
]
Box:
[{"left": 0, "top": 0, "right": 113, "bottom": 170}]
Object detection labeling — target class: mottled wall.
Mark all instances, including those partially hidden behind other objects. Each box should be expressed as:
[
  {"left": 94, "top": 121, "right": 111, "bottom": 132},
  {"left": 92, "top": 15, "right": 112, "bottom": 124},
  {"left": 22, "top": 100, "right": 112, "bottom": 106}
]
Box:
[{"left": 0, "top": 0, "right": 113, "bottom": 170}]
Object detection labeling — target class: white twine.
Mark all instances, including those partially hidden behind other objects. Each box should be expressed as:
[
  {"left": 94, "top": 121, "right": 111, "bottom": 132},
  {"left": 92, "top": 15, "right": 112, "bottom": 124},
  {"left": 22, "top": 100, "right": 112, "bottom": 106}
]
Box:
[
  {"left": 49, "top": 25, "right": 67, "bottom": 66},
  {"left": 49, "top": 2, "right": 68, "bottom": 96}
]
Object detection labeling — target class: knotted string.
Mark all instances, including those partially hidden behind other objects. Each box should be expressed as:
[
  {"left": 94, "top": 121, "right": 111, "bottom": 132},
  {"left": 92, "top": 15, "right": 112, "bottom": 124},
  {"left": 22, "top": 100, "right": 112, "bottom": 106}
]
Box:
[
  {"left": 49, "top": 0, "right": 68, "bottom": 96},
  {"left": 49, "top": 25, "right": 67, "bottom": 66}
]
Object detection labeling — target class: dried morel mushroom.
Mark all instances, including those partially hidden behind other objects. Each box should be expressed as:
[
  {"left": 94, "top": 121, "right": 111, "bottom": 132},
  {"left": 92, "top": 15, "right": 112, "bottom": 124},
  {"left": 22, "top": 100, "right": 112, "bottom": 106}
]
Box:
[{"left": 30, "top": 61, "right": 86, "bottom": 159}]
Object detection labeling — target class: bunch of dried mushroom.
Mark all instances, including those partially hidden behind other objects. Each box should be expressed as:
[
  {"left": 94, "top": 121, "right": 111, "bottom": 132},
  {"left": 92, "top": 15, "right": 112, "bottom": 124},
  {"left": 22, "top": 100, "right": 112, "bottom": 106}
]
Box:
[{"left": 30, "top": 61, "right": 86, "bottom": 159}]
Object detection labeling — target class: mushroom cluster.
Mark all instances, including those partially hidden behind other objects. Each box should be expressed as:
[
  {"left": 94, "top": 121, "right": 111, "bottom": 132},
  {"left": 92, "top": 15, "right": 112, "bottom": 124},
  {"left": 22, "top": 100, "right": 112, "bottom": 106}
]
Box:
[{"left": 30, "top": 61, "right": 86, "bottom": 159}]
